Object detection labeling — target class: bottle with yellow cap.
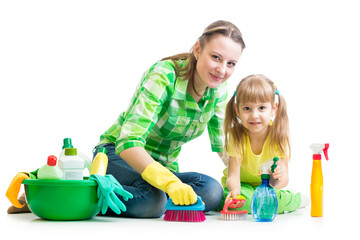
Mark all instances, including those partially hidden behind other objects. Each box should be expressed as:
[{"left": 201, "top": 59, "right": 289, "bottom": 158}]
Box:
[
  {"left": 90, "top": 147, "right": 108, "bottom": 176},
  {"left": 58, "top": 148, "right": 84, "bottom": 180}
]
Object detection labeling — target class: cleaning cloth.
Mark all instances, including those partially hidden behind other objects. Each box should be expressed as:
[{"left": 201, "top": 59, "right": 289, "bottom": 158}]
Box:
[{"left": 90, "top": 174, "right": 133, "bottom": 215}]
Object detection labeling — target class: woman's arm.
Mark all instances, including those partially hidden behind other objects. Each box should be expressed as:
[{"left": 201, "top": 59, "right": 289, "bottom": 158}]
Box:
[
  {"left": 120, "top": 147, "right": 197, "bottom": 205},
  {"left": 119, "top": 147, "right": 155, "bottom": 174},
  {"left": 217, "top": 152, "right": 229, "bottom": 166}
]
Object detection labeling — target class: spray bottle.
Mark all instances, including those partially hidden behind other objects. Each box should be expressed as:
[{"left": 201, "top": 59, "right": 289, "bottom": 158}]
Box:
[
  {"left": 251, "top": 157, "right": 279, "bottom": 222},
  {"left": 310, "top": 143, "right": 329, "bottom": 217}
]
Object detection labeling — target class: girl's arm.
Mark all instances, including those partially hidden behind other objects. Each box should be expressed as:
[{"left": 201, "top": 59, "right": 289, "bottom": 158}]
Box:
[
  {"left": 225, "top": 156, "right": 243, "bottom": 208},
  {"left": 270, "top": 157, "right": 289, "bottom": 189}
]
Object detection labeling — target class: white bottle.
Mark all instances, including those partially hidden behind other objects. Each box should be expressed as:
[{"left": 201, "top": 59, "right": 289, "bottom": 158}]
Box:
[
  {"left": 38, "top": 155, "right": 63, "bottom": 180},
  {"left": 58, "top": 148, "right": 84, "bottom": 180},
  {"left": 59, "top": 138, "right": 91, "bottom": 176}
]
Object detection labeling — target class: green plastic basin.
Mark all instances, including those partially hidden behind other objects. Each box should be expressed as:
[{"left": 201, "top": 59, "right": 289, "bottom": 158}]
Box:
[{"left": 23, "top": 179, "right": 99, "bottom": 220}]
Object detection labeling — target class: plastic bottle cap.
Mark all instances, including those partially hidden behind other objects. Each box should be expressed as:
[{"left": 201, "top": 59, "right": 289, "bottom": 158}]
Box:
[
  {"left": 62, "top": 138, "right": 73, "bottom": 149},
  {"left": 47, "top": 155, "right": 58, "bottom": 166},
  {"left": 98, "top": 147, "right": 107, "bottom": 154},
  {"left": 261, "top": 174, "right": 270, "bottom": 180},
  {"left": 65, "top": 148, "right": 77, "bottom": 156}
]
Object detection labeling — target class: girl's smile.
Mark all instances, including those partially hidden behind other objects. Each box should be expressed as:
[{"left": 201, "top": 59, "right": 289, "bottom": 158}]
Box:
[{"left": 238, "top": 102, "right": 276, "bottom": 135}]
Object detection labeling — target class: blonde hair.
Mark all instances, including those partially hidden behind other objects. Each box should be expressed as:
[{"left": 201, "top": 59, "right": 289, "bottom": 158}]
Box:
[
  {"left": 224, "top": 74, "right": 290, "bottom": 161},
  {"left": 162, "top": 20, "right": 245, "bottom": 95}
]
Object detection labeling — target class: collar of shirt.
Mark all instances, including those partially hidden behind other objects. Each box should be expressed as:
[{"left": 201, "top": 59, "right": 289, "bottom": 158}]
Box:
[{"left": 172, "top": 78, "right": 215, "bottom": 101}]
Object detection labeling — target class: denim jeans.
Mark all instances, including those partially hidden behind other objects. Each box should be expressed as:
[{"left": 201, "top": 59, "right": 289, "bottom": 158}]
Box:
[{"left": 93, "top": 143, "right": 223, "bottom": 218}]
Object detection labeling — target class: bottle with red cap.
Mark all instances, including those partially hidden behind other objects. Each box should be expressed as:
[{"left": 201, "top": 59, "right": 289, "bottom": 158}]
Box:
[
  {"left": 310, "top": 143, "right": 330, "bottom": 217},
  {"left": 38, "top": 155, "right": 63, "bottom": 180}
]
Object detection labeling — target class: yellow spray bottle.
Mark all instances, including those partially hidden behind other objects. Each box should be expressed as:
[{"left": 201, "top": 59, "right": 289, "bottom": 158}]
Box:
[
  {"left": 310, "top": 143, "right": 329, "bottom": 217},
  {"left": 90, "top": 147, "right": 108, "bottom": 176}
]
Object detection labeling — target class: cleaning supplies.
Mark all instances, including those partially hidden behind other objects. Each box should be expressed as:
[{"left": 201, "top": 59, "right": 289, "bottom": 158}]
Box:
[
  {"left": 59, "top": 138, "right": 92, "bottom": 176},
  {"left": 90, "top": 174, "right": 133, "bottom": 215},
  {"left": 251, "top": 157, "right": 279, "bottom": 222},
  {"left": 220, "top": 195, "right": 248, "bottom": 221},
  {"left": 164, "top": 196, "right": 206, "bottom": 222},
  {"left": 6, "top": 173, "right": 31, "bottom": 208},
  {"left": 90, "top": 147, "right": 108, "bottom": 176},
  {"left": 310, "top": 143, "right": 329, "bottom": 217},
  {"left": 58, "top": 148, "right": 84, "bottom": 180},
  {"left": 6, "top": 169, "right": 38, "bottom": 210},
  {"left": 141, "top": 161, "right": 198, "bottom": 205},
  {"left": 38, "top": 155, "right": 63, "bottom": 180}
]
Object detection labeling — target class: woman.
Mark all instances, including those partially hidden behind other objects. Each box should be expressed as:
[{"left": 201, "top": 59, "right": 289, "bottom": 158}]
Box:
[{"left": 94, "top": 20, "right": 245, "bottom": 218}]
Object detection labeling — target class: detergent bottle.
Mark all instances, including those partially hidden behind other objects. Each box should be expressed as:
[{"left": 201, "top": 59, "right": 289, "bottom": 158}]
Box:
[
  {"left": 310, "top": 143, "right": 329, "bottom": 217},
  {"left": 38, "top": 155, "right": 63, "bottom": 180},
  {"left": 251, "top": 157, "right": 279, "bottom": 222},
  {"left": 58, "top": 148, "right": 84, "bottom": 180},
  {"left": 59, "top": 138, "right": 92, "bottom": 176},
  {"left": 90, "top": 147, "right": 108, "bottom": 176}
]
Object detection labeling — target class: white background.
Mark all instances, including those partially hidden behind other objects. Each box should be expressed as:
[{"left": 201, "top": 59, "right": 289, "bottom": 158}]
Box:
[{"left": 1, "top": 0, "right": 358, "bottom": 238}]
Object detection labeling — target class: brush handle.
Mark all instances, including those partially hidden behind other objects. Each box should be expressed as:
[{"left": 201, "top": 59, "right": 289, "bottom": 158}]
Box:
[
  {"left": 222, "top": 198, "right": 246, "bottom": 213},
  {"left": 165, "top": 196, "right": 205, "bottom": 211}
]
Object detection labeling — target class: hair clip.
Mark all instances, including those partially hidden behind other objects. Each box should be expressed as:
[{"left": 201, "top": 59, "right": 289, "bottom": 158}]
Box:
[
  {"left": 275, "top": 89, "right": 280, "bottom": 95},
  {"left": 233, "top": 90, "right": 236, "bottom": 96}
]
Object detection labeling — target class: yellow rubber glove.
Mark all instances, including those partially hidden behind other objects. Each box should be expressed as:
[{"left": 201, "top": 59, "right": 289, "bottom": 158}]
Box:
[
  {"left": 141, "top": 162, "right": 197, "bottom": 205},
  {"left": 6, "top": 172, "right": 30, "bottom": 208}
]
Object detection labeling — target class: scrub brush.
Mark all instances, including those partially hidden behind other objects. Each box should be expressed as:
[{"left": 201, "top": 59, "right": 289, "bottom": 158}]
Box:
[
  {"left": 164, "top": 196, "right": 206, "bottom": 222},
  {"left": 220, "top": 195, "right": 248, "bottom": 221}
]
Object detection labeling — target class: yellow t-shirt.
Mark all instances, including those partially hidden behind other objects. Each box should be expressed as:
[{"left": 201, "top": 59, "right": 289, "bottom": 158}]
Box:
[{"left": 221, "top": 133, "right": 284, "bottom": 187}]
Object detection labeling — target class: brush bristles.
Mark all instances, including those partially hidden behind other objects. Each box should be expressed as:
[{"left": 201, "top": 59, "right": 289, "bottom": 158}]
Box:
[
  {"left": 164, "top": 210, "right": 206, "bottom": 222},
  {"left": 221, "top": 213, "right": 248, "bottom": 221}
]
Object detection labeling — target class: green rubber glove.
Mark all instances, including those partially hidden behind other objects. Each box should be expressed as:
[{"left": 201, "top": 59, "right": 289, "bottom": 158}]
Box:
[{"left": 90, "top": 174, "right": 133, "bottom": 215}]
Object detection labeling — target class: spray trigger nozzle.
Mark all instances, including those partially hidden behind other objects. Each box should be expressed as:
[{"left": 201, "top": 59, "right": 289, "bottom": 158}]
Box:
[
  {"left": 259, "top": 157, "right": 279, "bottom": 180},
  {"left": 310, "top": 143, "right": 330, "bottom": 161},
  {"left": 271, "top": 157, "right": 279, "bottom": 173}
]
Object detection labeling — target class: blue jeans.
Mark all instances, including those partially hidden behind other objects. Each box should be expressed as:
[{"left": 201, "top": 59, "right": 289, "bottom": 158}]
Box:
[{"left": 93, "top": 143, "right": 223, "bottom": 218}]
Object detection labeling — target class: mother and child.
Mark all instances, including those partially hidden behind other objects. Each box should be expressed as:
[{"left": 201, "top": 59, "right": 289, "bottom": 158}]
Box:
[
  {"left": 93, "top": 20, "right": 306, "bottom": 218},
  {"left": 8, "top": 20, "right": 306, "bottom": 216}
]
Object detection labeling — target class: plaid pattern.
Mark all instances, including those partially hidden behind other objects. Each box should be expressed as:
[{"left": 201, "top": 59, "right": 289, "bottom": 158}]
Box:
[{"left": 99, "top": 60, "right": 227, "bottom": 172}]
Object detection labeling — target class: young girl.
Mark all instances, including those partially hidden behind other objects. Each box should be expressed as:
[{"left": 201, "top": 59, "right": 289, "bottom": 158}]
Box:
[{"left": 219, "top": 74, "right": 305, "bottom": 213}]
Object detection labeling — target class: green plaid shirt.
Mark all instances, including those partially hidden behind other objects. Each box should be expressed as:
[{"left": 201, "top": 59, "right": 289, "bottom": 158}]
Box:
[{"left": 99, "top": 60, "right": 227, "bottom": 172}]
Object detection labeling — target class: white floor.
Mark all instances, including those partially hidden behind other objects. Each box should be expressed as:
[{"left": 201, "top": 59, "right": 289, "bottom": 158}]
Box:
[{"left": 1, "top": 205, "right": 353, "bottom": 239}]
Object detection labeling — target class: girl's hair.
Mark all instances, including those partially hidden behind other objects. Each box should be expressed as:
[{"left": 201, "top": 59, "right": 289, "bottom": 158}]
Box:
[
  {"left": 224, "top": 74, "right": 290, "bottom": 162},
  {"left": 162, "top": 20, "right": 245, "bottom": 95}
]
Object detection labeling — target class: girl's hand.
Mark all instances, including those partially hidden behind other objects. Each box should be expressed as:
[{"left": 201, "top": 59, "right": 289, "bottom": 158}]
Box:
[
  {"left": 270, "top": 158, "right": 289, "bottom": 189},
  {"left": 225, "top": 191, "right": 243, "bottom": 209}
]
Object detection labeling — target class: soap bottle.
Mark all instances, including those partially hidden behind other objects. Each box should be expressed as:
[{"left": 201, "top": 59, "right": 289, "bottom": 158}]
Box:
[
  {"left": 251, "top": 157, "right": 279, "bottom": 222},
  {"left": 59, "top": 137, "right": 92, "bottom": 176},
  {"left": 90, "top": 147, "right": 108, "bottom": 176},
  {"left": 38, "top": 155, "right": 63, "bottom": 180},
  {"left": 58, "top": 148, "right": 84, "bottom": 180},
  {"left": 310, "top": 143, "right": 329, "bottom": 217}
]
